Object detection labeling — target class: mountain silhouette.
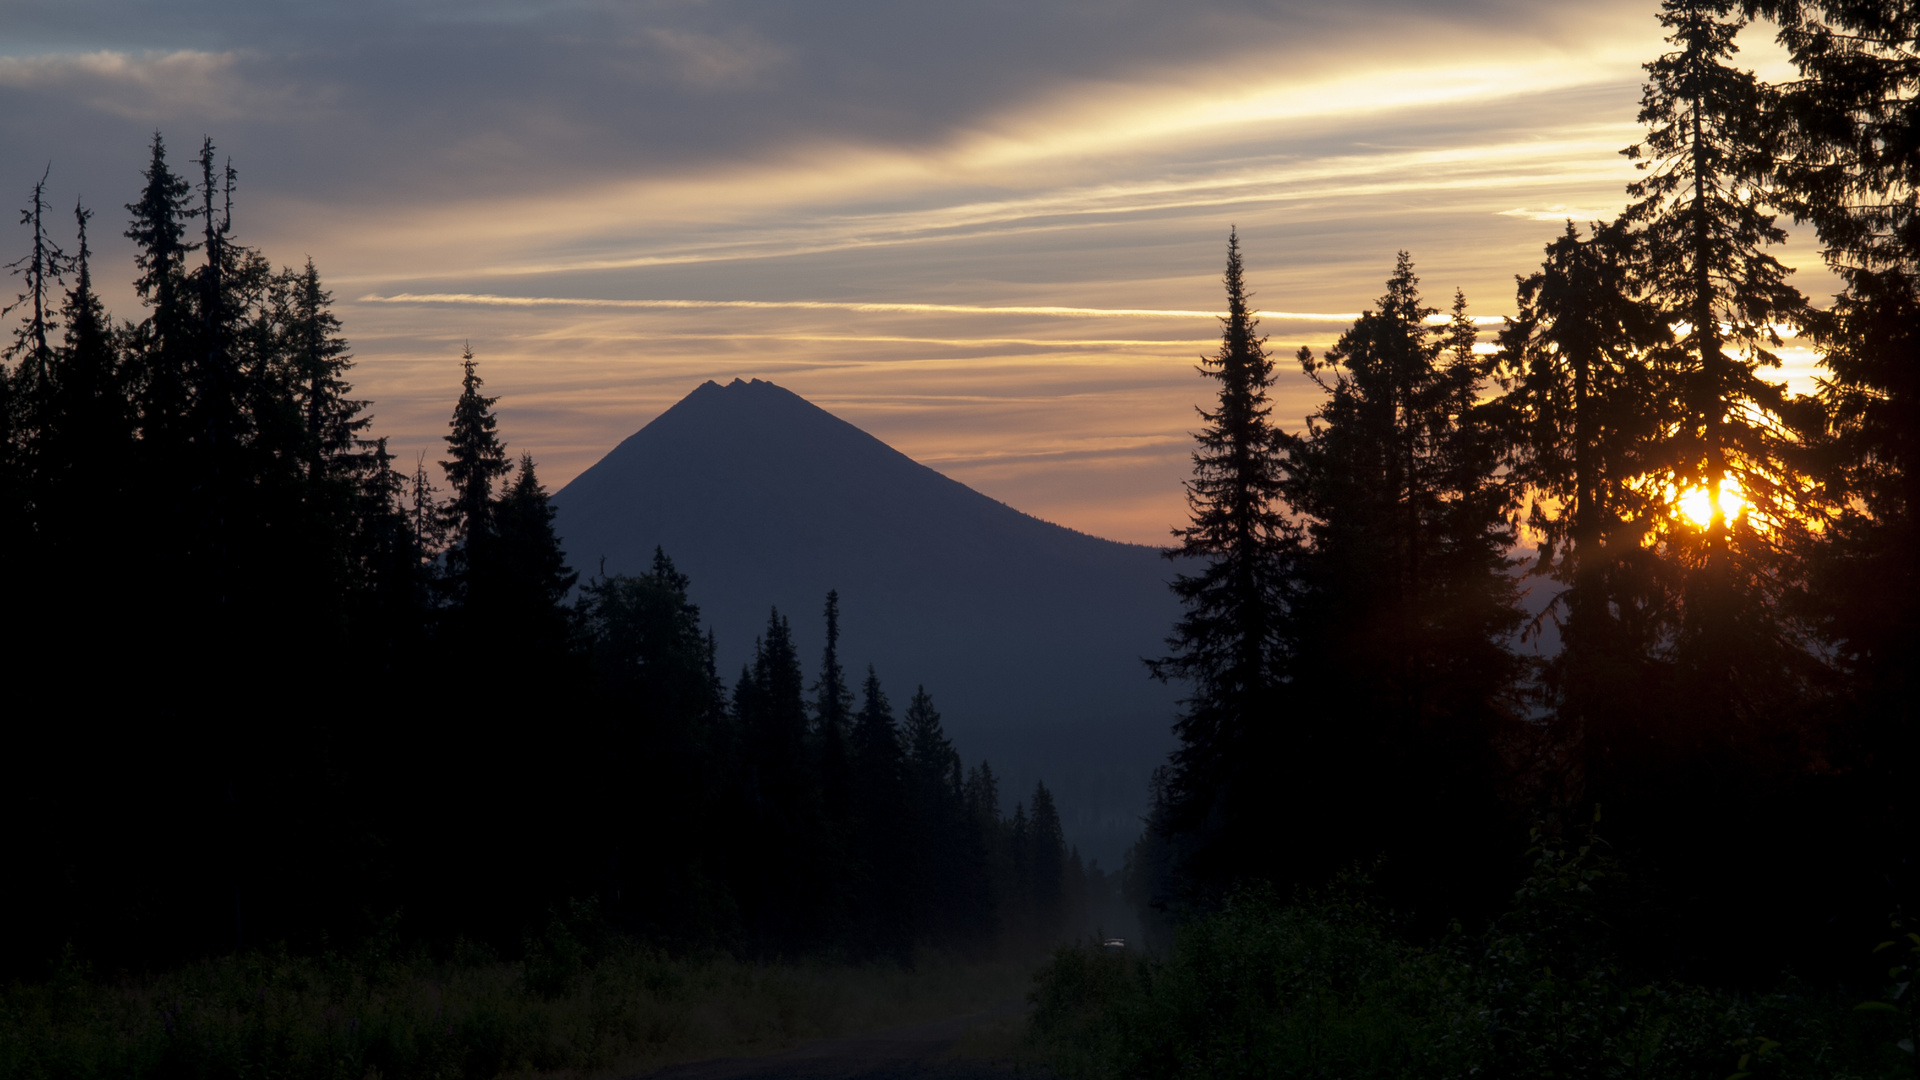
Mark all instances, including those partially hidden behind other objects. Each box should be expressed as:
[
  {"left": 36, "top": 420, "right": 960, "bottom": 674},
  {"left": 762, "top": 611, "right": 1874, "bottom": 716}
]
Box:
[{"left": 550, "top": 378, "right": 1182, "bottom": 867}]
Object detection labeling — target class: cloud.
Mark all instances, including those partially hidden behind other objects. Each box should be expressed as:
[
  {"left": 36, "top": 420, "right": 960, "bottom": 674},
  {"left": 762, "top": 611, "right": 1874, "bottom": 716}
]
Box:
[
  {"left": 1497, "top": 203, "right": 1627, "bottom": 222},
  {"left": 0, "top": 49, "right": 259, "bottom": 121},
  {"left": 643, "top": 27, "right": 786, "bottom": 90},
  {"left": 360, "top": 291, "right": 1372, "bottom": 321},
  {"left": 1, "top": 0, "right": 1817, "bottom": 545}
]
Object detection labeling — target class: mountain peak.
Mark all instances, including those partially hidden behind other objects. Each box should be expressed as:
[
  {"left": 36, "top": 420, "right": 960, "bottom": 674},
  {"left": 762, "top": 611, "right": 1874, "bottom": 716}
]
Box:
[{"left": 549, "top": 380, "right": 1179, "bottom": 866}]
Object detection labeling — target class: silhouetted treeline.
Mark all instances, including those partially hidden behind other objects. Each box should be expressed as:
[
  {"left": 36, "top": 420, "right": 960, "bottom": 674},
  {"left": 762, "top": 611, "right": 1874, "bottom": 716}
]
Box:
[
  {"left": 1139, "top": 0, "right": 1919, "bottom": 983},
  {"left": 0, "top": 135, "right": 1106, "bottom": 977}
]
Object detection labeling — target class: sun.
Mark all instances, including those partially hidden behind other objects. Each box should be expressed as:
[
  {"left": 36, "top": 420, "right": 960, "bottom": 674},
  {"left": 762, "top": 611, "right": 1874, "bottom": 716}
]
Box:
[{"left": 1677, "top": 480, "right": 1747, "bottom": 528}]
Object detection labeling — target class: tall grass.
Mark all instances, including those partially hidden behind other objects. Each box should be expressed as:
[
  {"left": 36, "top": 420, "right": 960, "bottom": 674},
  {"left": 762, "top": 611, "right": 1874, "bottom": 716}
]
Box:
[{"left": 0, "top": 942, "right": 1032, "bottom": 1080}]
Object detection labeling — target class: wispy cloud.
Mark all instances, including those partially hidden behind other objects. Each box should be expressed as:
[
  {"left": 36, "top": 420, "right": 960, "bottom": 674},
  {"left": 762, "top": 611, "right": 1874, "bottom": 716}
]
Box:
[
  {"left": 1497, "top": 203, "right": 1626, "bottom": 222},
  {"left": 360, "top": 293, "right": 1512, "bottom": 326},
  {"left": 358, "top": 292, "right": 1369, "bottom": 321}
]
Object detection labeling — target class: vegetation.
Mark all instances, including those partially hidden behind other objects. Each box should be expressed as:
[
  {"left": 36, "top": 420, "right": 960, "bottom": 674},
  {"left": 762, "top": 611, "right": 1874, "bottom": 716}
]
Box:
[
  {"left": 1036, "top": 830, "right": 1910, "bottom": 1080},
  {"left": 5, "top": 0, "right": 1919, "bottom": 1076},
  {"left": 0, "top": 133, "right": 1109, "bottom": 984},
  {"left": 1102, "top": 0, "right": 1920, "bottom": 1075},
  {"left": 2, "top": 936, "right": 1032, "bottom": 1080}
]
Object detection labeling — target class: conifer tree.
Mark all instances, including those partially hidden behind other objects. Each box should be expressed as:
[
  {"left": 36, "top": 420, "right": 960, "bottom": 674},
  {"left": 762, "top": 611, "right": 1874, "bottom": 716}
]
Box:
[
  {"left": 1, "top": 168, "right": 63, "bottom": 560},
  {"left": 1006, "top": 800, "right": 1032, "bottom": 939},
  {"left": 901, "top": 687, "right": 968, "bottom": 945},
  {"left": 409, "top": 453, "right": 446, "bottom": 564},
  {"left": 1148, "top": 229, "right": 1295, "bottom": 882},
  {"left": 1620, "top": 0, "right": 1821, "bottom": 732},
  {"left": 1027, "top": 781, "right": 1066, "bottom": 941},
  {"left": 490, "top": 452, "right": 578, "bottom": 648},
  {"left": 4, "top": 167, "right": 64, "bottom": 412},
  {"left": 439, "top": 345, "right": 510, "bottom": 589},
  {"left": 189, "top": 137, "right": 247, "bottom": 485},
  {"left": 577, "top": 549, "right": 727, "bottom": 937},
  {"left": 1760, "top": 0, "right": 1920, "bottom": 870},
  {"left": 732, "top": 609, "right": 815, "bottom": 950},
  {"left": 124, "top": 134, "right": 196, "bottom": 450},
  {"left": 1285, "top": 255, "right": 1521, "bottom": 907},
  {"left": 345, "top": 435, "right": 428, "bottom": 661},
  {"left": 1495, "top": 222, "right": 1671, "bottom": 802},
  {"left": 32, "top": 203, "right": 131, "bottom": 574},
  {"left": 811, "top": 590, "right": 855, "bottom": 833},
  {"left": 277, "top": 258, "right": 365, "bottom": 480},
  {"left": 808, "top": 591, "right": 857, "bottom": 943},
  {"left": 850, "top": 665, "right": 910, "bottom": 959}
]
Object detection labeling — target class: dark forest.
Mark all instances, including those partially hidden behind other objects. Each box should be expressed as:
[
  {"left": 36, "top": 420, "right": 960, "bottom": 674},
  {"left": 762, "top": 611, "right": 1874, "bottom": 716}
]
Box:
[
  {"left": 4, "top": 0, "right": 1919, "bottom": 1076},
  {"left": 1, "top": 127, "right": 1110, "bottom": 970}
]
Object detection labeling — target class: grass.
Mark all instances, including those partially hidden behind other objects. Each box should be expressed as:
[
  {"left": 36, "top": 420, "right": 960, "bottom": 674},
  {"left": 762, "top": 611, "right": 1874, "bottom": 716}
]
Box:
[
  {"left": 1023, "top": 842, "right": 1913, "bottom": 1080},
  {"left": 0, "top": 942, "right": 1037, "bottom": 1080}
]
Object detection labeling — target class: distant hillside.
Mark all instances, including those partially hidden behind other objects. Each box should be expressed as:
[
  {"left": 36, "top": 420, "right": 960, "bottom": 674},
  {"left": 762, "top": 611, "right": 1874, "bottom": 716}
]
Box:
[{"left": 550, "top": 378, "right": 1183, "bottom": 868}]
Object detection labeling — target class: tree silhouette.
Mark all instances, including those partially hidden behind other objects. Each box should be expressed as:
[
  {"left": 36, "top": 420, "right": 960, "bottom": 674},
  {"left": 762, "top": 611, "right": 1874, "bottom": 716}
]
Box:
[
  {"left": 1494, "top": 221, "right": 1671, "bottom": 805},
  {"left": 1621, "top": 0, "right": 1821, "bottom": 736},
  {"left": 1148, "top": 229, "right": 1295, "bottom": 889},
  {"left": 1761, "top": 0, "right": 1920, "bottom": 908},
  {"left": 440, "top": 345, "right": 509, "bottom": 565},
  {"left": 1285, "top": 256, "right": 1522, "bottom": 911}
]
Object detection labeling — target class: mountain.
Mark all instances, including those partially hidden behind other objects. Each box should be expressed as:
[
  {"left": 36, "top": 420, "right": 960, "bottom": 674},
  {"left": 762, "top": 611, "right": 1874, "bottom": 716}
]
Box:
[{"left": 550, "top": 378, "right": 1183, "bottom": 868}]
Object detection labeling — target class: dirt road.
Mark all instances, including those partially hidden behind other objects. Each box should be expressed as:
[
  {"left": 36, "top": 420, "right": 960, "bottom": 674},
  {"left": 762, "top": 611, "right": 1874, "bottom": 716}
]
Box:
[{"left": 633, "top": 1000, "right": 1030, "bottom": 1080}]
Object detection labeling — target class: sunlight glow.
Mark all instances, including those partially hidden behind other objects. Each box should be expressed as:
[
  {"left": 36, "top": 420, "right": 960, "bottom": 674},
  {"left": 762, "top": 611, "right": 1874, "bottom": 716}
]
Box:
[{"left": 1676, "top": 480, "right": 1747, "bottom": 529}]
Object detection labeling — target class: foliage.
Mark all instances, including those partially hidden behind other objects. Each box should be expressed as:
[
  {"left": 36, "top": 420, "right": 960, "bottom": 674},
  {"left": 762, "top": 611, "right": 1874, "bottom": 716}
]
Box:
[
  {"left": 0, "top": 939, "right": 1034, "bottom": 1080},
  {"left": 1147, "top": 228, "right": 1296, "bottom": 889},
  {"left": 1035, "top": 835, "right": 1898, "bottom": 1080}
]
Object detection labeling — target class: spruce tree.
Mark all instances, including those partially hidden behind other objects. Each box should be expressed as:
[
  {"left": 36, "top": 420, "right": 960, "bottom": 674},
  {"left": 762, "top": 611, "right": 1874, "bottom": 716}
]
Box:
[
  {"left": 439, "top": 345, "right": 510, "bottom": 593},
  {"left": 577, "top": 549, "right": 727, "bottom": 937},
  {"left": 808, "top": 591, "right": 856, "bottom": 943},
  {"left": 278, "top": 258, "right": 365, "bottom": 480},
  {"left": 1762, "top": 0, "right": 1920, "bottom": 888},
  {"left": 189, "top": 137, "right": 247, "bottom": 482},
  {"left": 489, "top": 453, "right": 578, "bottom": 654},
  {"left": 1286, "top": 255, "right": 1522, "bottom": 911},
  {"left": 4, "top": 166, "right": 64, "bottom": 411},
  {"left": 1006, "top": 801, "right": 1032, "bottom": 941},
  {"left": 1147, "top": 229, "right": 1295, "bottom": 886},
  {"left": 901, "top": 687, "right": 966, "bottom": 945},
  {"left": 1620, "top": 0, "right": 1821, "bottom": 734},
  {"left": 124, "top": 133, "right": 196, "bottom": 452},
  {"left": 32, "top": 203, "right": 132, "bottom": 585},
  {"left": 811, "top": 591, "right": 855, "bottom": 836},
  {"left": 2, "top": 168, "right": 63, "bottom": 565},
  {"left": 409, "top": 453, "right": 446, "bottom": 563},
  {"left": 850, "top": 665, "right": 910, "bottom": 960},
  {"left": 0, "top": 167, "right": 63, "bottom": 638},
  {"left": 733, "top": 609, "right": 816, "bottom": 951},
  {"left": 1494, "top": 222, "right": 1671, "bottom": 804},
  {"left": 1027, "top": 781, "right": 1066, "bottom": 942}
]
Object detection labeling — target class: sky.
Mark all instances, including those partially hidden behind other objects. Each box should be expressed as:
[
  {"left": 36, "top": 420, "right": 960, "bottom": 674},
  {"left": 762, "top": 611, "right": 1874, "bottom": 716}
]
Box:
[{"left": 1, "top": 0, "right": 1832, "bottom": 546}]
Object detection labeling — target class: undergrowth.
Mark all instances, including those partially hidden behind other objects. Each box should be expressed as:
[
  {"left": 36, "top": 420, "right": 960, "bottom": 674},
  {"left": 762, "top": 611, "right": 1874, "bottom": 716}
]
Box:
[
  {"left": 1028, "top": 836, "right": 1910, "bottom": 1079},
  {"left": 0, "top": 936, "right": 1030, "bottom": 1080}
]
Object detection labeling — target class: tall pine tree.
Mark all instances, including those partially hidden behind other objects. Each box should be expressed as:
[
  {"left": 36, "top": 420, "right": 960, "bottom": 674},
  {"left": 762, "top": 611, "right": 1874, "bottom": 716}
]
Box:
[
  {"left": 1147, "top": 229, "right": 1295, "bottom": 891},
  {"left": 439, "top": 344, "right": 510, "bottom": 599},
  {"left": 1495, "top": 221, "right": 1671, "bottom": 806},
  {"left": 1762, "top": 0, "right": 1920, "bottom": 907},
  {"left": 1285, "top": 256, "right": 1522, "bottom": 914},
  {"left": 1621, "top": 0, "right": 1822, "bottom": 737}
]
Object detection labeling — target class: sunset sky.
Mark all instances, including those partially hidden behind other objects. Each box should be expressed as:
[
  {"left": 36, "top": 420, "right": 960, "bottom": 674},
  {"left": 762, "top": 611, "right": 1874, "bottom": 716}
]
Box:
[{"left": 1, "top": 0, "right": 1829, "bottom": 545}]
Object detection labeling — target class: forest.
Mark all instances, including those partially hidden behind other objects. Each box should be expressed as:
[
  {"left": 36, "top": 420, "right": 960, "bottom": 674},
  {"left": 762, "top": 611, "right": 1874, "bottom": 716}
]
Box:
[
  {"left": 3, "top": 0, "right": 1918, "bottom": 1076},
  {"left": 0, "top": 137, "right": 1109, "bottom": 977},
  {"left": 1033, "top": 0, "right": 1919, "bottom": 1076}
]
